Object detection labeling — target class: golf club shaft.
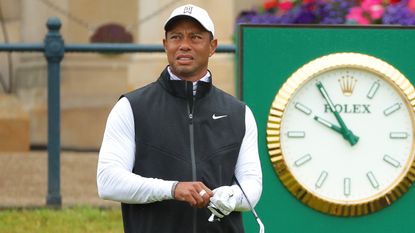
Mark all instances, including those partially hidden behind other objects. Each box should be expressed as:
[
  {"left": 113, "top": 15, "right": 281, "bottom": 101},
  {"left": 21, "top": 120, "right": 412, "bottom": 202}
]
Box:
[{"left": 234, "top": 177, "right": 265, "bottom": 233}]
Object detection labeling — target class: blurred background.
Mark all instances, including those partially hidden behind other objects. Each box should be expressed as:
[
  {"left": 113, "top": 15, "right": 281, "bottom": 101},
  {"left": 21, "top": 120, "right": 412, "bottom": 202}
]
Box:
[
  {"left": 1, "top": 0, "right": 414, "bottom": 232},
  {"left": 0, "top": 1, "right": 252, "bottom": 231}
]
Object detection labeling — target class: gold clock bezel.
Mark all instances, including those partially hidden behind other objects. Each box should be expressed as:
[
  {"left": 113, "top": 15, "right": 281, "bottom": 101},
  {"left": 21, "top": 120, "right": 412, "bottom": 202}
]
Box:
[{"left": 266, "top": 52, "right": 415, "bottom": 216}]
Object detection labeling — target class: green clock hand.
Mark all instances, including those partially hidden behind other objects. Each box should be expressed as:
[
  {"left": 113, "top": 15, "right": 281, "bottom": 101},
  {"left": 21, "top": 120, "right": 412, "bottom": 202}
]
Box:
[
  {"left": 314, "top": 116, "right": 342, "bottom": 134},
  {"left": 316, "top": 81, "right": 359, "bottom": 146}
]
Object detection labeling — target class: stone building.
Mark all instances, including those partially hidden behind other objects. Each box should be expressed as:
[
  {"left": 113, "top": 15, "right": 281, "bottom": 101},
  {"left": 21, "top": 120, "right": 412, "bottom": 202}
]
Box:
[{"left": 0, "top": 0, "right": 258, "bottom": 151}]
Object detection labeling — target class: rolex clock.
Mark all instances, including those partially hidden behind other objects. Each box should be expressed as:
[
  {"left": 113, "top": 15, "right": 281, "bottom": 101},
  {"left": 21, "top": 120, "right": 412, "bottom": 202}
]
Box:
[{"left": 266, "top": 52, "right": 415, "bottom": 216}]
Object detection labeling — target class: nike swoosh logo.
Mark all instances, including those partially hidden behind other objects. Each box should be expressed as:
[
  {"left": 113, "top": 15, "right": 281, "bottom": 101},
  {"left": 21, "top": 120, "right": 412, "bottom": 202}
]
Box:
[{"left": 212, "top": 114, "right": 228, "bottom": 120}]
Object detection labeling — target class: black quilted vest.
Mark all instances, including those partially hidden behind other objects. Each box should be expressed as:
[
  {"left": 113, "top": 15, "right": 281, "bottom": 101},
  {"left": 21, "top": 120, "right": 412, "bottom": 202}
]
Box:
[{"left": 122, "top": 68, "right": 246, "bottom": 233}]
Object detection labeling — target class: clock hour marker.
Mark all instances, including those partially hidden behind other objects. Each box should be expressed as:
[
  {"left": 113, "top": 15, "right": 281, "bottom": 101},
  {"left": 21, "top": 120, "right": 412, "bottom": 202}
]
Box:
[
  {"left": 367, "top": 81, "right": 380, "bottom": 99},
  {"left": 344, "top": 178, "right": 351, "bottom": 196},
  {"left": 367, "top": 171, "right": 379, "bottom": 189},
  {"left": 295, "top": 103, "right": 312, "bottom": 115},
  {"left": 315, "top": 171, "right": 328, "bottom": 188},
  {"left": 287, "top": 131, "right": 305, "bottom": 138},
  {"left": 383, "top": 103, "right": 401, "bottom": 116},
  {"left": 294, "top": 154, "right": 312, "bottom": 167},
  {"left": 383, "top": 154, "right": 401, "bottom": 168},
  {"left": 390, "top": 132, "right": 408, "bottom": 139}
]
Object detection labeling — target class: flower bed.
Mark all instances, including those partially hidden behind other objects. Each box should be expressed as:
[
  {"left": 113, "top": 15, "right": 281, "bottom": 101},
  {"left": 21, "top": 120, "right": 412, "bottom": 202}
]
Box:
[{"left": 237, "top": 0, "right": 415, "bottom": 25}]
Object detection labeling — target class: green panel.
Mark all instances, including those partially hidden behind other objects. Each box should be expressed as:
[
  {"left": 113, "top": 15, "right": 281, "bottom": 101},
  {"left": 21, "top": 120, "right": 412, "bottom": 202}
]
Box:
[{"left": 239, "top": 25, "right": 415, "bottom": 233}]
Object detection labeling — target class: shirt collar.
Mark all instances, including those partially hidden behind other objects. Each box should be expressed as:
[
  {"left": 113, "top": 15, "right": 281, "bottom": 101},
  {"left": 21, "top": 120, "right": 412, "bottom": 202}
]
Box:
[
  {"left": 167, "top": 66, "right": 211, "bottom": 83},
  {"left": 157, "top": 67, "right": 213, "bottom": 99}
]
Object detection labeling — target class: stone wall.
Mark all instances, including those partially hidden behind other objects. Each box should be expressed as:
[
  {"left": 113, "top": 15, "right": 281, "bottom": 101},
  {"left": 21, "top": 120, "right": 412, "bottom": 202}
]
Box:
[
  {"left": 2, "top": 0, "right": 259, "bottom": 150},
  {"left": 0, "top": 94, "right": 29, "bottom": 151}
]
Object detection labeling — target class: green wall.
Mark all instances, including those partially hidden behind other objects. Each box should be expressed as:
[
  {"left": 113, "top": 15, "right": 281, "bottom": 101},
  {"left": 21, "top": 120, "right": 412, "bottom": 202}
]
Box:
[{"left": 238, "top": 25, "right": 415, "bottom": 233}]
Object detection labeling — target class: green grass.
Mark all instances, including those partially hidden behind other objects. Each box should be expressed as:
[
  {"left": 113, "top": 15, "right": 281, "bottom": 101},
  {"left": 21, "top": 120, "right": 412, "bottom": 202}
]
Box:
[{"left": 0, "top": 206, "right": 123, "bottom": 233}]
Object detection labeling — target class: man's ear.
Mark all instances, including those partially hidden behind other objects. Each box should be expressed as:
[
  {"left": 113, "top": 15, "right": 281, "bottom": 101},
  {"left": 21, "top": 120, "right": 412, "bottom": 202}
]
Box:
[
  {"left": 163, "top": 39, "right": 167, "bottom": 51},
  {"left": 209, "top": 39, "right": 218, "bottom": 57}
]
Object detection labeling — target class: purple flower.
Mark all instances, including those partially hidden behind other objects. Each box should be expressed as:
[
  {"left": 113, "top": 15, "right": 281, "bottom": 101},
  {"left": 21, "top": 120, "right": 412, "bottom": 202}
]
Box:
[
  {"left": 295, "top": 5, "right": 317, "bottom": 24},
  {"left": 383, "top": 0, "right": 415, "bottom": 25},
  {"left": 234, "top": 0, "right": 415, "bottom": 26}
]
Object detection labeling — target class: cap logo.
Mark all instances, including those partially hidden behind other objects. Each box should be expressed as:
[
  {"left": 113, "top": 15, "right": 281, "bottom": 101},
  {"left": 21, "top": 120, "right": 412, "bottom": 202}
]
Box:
[{"left": 183, "top": 6, "right": 193, "bottom": 14}]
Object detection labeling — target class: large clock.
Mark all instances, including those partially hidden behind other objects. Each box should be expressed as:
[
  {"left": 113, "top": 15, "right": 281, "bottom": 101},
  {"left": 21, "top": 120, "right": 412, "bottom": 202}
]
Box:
[{"left": 266, "top": 52, "right": 415, "bottom": 216}]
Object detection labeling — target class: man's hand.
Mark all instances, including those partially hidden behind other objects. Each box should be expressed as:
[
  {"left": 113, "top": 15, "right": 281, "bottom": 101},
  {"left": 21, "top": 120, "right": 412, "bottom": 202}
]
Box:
[
  {"left": 173, "top": 182, "right": 213, "bottom": 208},
  {"left": 208, "top": 186, "right": 236, "bottom": 219}
]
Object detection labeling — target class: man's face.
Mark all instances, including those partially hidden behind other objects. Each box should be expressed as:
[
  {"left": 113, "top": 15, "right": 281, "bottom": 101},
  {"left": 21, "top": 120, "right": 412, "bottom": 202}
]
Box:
[{"left": 163, "top": 18, "right": 217, "bottom": 82}]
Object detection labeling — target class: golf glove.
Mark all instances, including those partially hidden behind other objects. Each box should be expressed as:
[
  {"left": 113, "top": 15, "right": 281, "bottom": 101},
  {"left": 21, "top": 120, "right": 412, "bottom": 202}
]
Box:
[{"left": 208, "top": 186, "right": 236, "bottom": 219}]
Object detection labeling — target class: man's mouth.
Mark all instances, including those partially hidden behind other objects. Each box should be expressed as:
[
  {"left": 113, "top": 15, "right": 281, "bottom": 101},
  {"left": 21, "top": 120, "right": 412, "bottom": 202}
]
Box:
[{"left": 176, "top": 55, "right": 193, "bottom": 64}]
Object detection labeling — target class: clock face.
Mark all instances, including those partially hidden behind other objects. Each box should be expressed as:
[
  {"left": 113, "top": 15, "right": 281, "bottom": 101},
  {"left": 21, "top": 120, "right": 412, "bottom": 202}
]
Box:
[{"left": 267, "top": 53, "right": 415, "bottom": 216}]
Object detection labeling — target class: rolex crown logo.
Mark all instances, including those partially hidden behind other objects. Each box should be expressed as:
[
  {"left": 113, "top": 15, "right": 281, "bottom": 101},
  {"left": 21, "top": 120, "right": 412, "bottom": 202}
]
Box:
[{"left": 339, "top": 74, "right": 357, "bottom": 96}]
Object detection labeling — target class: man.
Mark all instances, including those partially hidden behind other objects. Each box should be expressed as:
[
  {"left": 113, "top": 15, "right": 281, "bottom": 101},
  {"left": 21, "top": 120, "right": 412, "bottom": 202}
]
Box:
[{"left": 97, "top": 4, "right": 262, "bottom": 233}]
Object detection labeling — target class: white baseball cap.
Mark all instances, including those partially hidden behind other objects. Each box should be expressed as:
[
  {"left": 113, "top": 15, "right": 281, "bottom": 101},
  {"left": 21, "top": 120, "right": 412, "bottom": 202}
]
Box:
[{"left": 164, "top": 4, "right": 215, "bottom": 37}]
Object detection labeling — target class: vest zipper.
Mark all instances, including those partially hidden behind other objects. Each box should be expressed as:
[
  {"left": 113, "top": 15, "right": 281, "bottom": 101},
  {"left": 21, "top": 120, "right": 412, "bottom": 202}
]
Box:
[
  {"left": 187, "top": 104, "right": 197, "bottom": 181},
  {"left": 186, "top": 82, "right": 197, "bottom": 233}
]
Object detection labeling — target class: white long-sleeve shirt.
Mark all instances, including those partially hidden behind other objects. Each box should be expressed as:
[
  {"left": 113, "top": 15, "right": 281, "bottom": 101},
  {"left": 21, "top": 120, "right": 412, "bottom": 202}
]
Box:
[{"left": 97, "top": 90, "right": 262, "bottom": 211}]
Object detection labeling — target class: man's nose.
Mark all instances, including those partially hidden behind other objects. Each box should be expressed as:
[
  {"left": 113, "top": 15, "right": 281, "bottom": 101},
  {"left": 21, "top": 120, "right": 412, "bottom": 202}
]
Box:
[{"left": 179, "top": 38, "right": 191, "bottom": 50}]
